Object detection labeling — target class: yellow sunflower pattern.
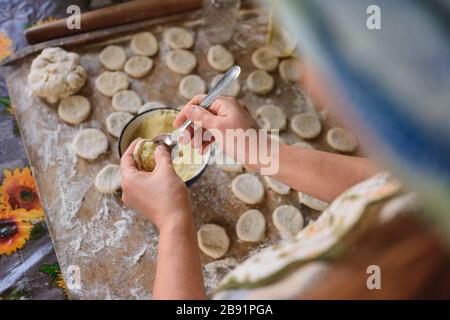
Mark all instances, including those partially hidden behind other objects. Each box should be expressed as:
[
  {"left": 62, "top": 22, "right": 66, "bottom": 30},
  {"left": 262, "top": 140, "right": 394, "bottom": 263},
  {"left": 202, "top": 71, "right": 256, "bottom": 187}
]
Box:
[{"left": 0, "top": 31, "right": 12, "bottom": 61}]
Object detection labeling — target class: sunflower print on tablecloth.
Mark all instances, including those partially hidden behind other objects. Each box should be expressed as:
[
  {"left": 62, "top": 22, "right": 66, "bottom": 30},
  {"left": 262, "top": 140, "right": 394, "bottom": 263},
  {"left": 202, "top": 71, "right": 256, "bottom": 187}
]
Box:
[
  {"left": 0, "top": 209, "right": 33, "bottom": 255},
  {"left": 40, "top": 263, "right": 69, "bottom": 298},
  {"left": 0, "top": 31, "right": 12, "bottom": 61}
]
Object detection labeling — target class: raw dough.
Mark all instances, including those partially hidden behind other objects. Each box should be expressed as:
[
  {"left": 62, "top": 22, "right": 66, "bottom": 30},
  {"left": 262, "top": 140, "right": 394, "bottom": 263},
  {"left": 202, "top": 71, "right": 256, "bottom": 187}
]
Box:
[
  {"left": 214, "top": 148, "right": 243, "bottom": 173},
  {"left": 210, "top": 74, "right": 240, "bottom": 97},
  {"left": 252, "top": 47, "right": 279, "bottom": 72},
  {"left": 72, "top": 128, "right": 108, "bottom": 160},
  {"left": 133, "top": 139, "right": 157, "bottom": 171},
  {"left": 106, "top": 112, "right": 133, "bottom": 138},
  {"left": 138, "top": 101, "right": 167, "bottom": 114},
  {"left": 255, "top": 104, "right": 287, "bottom": 131},
  {"left": 166, "top": 49, "right": 197, "bottom": 75},
  {"left": 231, "top": 173, "right": 265, "bottom": 204},
  {"left": 298, "top": 192, "right": 329, "bottom": 211},
  {"left": 28, "top": 47, "right": 87, "bottom": 103},
  {"left": 246, "top": 70, "right": 274, "bottom": 95},
  {"left": 327, "top": 127, "right": 358, "bottom": 153},
  {"left": 178, "top": 74, "right": 206, "bottom": 100},
  {"left": 292, "top": 140, "right": 314, "bottom": 150},
  {"left": 112, "top": 90, "right": 142, "bottom": 113},
  {"left": 236, "top": 209, "right": 266, "bottom": 242},
  {"left": 130, "top": 32, "right": 158, "bottom": 56},
  {"left": 279, "top": 58, "right": 301, "bottom": 82},
  {"left": 58, "top": 95, "right": 91, "bottom": 124},
  {"left": 272, "top": 205, "right": 304, "bottom": 238},
  {"left": 291, "top": 113, "right": 322, "bottom": 139},
  {"left": 99, "top": 45, "right": 126, "bottom": 71},
  {"left": 95, "top": 164, "right": 121, "bottom": 194},
  {"left": 164, "top": 27, "right": 194, "bottom": 49},
  {"left": 197, "top": 224, "right": 230, "bottom": 259},
  {"left": 124, "top": 56, "right": 153, "bottom": 78},
  {"left": 263, "top": 176, "right": 290, "bottom": 195},
  {"left": 207, "top": 45, "right": 234, "bottom": 72},
  {"left": 95, "top": 71, "right": 129, "bottom": 97}
]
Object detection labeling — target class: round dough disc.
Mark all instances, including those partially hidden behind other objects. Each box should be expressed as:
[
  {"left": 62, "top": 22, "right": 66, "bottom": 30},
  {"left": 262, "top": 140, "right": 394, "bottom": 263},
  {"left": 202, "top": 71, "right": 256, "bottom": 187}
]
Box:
[
  {"left": 95, "top": 164, "right": 121, "bottom": 194},
  {"left": 166, "top": 49, "right": 197, "bottom": 75},
  {"left": 327, "top": 127, "right": 358, "bottom": 153},
  {"left": 112, "top": 90, "right": 142, "bottom": 113},
  {"left": 292, "top": 140, "right": 314, "bottom": 150},
  {"left": 291, "top": 113, "right": 322, "bottom": 139},
  {"left": 164, "top": 27, "right": 194, "bottom": 49},
  {"left": 130, "top": 32, "right": 158, "bottom": 56},
  {"left": 263, "top": 176, "right": 290, "bottom": 195},
  {"left": 106, "top": 112, "right": 133, "bottom": 138},
  {"left": 236, "top": 209, "right": 266, "bottom": 242},
  {"left": 214, "top": 148, "right": 243, "bottom": 173},
  {"left": 210, "top": 74, "right": 240, "bottom": 97},
  {"left": 58, "top": 95, "right": 91, "bottom": 124},
  {"left": 255, "top": 104, "right": 287, "bottom": 131},
  {"left": 99, "top": 45, "right": 126, "bottom": 71},
  {"left": 252, "top": 47, "right": 279, "bottom": 72},
  {"left": 231, "top": 173, "right": 265, "bottom": 205},
  {"left": 138, "top": 101, "right": 167, "bottom": 114},
  {"left": 178, "top": 74, "right": 206, "bottom": 100},
  {"left": 124, "top": 56, "right": 153, "bottom": 78},
  {"left": 273, "top": 205, "right": 304, "bottom": 238},
  {"left": 95, "top": 71, "right": 129, "bottom": 97},
  {"left": 246, "top": 70, "right": 274, "bottom": 95},
  {"left": 207, "top": 45, "right": 234, "bottom": 72},
  {"left": 72, "top": 128, "right": 108, "bottom": 160},
  {"left": 197, "top": 224, "right": 230, "bottom": 259},
  {"left": 279, "top": 58, "right": 301, "bottom": 82},
  {"left": 298, "top": 192, "right": 329, "bottom": 211}
]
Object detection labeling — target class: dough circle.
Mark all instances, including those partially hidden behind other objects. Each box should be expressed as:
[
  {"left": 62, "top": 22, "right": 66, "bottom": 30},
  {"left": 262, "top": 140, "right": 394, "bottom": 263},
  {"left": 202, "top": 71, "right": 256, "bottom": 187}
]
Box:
[
  {"left": 112, "top": 90, "right": 142, "bottom": 113},
  {"left": 210, "top": 74, "right": 240, "bottom": 97},
  {"left": 197, "top": 224, "right": 230, "bottom": 259},
  {"left": 130, "top": 32, "right": 158, "bottom": 56},
  {"left": 138, "top": 101, "right": 167, "bottom": 114},
  {"left": 178, "top": 75, "right": 206, "bottom": 100},
  {"left": 72, "top": 128, "right": 108, "bottom": 160},
  {"left": 106, "top": 112, "right": 133, "bottom": 138},
  {"left": 207, "top": 45, "right": 234, "bottom": 72},
  {"left": 99, "top": 45, "right": 126, "bottom": 71},
  {"left": 236, "top": 209, "right": 266, "bottom": 242},
  {"left": 124, "top": 56, "right": 153, "bottom": 78},
  {"left": 95, "top": 164, "right": 121, "bottom": 194},
  {"left": 252, "top": 47, "right": 279, "bottom": 72},
  {"left": 291, "top": 113, "right": 322, "bottom": 139},
  {"left": 214, "top": 149, "right": 243, "bottom": 173},
  {"left": 231, "top": 173, "right": 265, "bottom": 205},
  {"left": 58, "top": 95, "right": 91, "bottom": 124},
  {"left": 246, "top": 70, "right": 274, "bottom": 95},
  {"left": 164, "top": 27, "right": 194, "bottom": 49},
  {"left": 273, "top": 205, "right": 304, "bottom": 238},
  {"left": 255, "top": 104, "right": 287, "bottom": 131},
  {"left": 263, "top": 176, "right": 290, "bottom": 195},
  {"left": 166, "top": 49, "right": 197, "bottom": 75},
  {"left": 292, "top": 140, "right": 314, "bottom": 150},
  {"left": 298, "top": 192, "right": 329, "bottom": 211},
  {"left": 279, "top": 58, "right": 301, "bottom": 82},
  {"left": 95, "top": 71, "right": 129, "bottom": 97},
  {"left": 326, "top": 127, "right": 358, "bottom": 153}
]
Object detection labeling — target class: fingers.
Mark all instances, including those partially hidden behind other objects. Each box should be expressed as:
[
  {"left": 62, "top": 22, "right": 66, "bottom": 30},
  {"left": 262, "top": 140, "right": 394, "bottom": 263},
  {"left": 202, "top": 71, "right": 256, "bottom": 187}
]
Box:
[
  {"left": 187, "top": 94, "right": 207, "bottom": 106},
  {"left": 153, "top": 145, "right": 174, "bottom": 172},
  {"left": 120, "top": 138, "right": 140, "bottom": 177}
]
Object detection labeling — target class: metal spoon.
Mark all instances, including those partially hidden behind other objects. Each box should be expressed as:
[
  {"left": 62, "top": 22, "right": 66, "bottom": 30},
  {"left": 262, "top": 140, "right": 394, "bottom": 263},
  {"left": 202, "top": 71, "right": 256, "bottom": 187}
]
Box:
[{"left": 151, "top": 65, "right": 241, "bottom": 151}]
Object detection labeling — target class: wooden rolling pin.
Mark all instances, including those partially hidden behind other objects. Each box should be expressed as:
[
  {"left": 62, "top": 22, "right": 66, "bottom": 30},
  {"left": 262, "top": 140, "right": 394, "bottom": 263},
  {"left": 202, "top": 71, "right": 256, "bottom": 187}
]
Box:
[{"left": 25, "top": 0, "right": 202, "bottom": 44}]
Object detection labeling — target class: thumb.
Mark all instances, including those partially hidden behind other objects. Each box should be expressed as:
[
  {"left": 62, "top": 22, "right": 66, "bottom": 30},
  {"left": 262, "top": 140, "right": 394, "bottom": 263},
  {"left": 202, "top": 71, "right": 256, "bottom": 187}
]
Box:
[
  {"left": 184, "top": 105, "right": 217, "bottom": 130},
  {"left": 153, "top": 145, "right": 173, "bottom": 171}
]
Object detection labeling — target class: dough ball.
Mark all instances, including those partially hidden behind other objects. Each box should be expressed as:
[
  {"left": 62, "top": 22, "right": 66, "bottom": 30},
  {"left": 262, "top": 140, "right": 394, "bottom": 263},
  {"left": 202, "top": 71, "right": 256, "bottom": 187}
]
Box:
[
  {"left": 255, "top": 104, "right": 287, "bottom": 131},
  {"left": 252, "top": 47, "right": 279, "bottom": 72},
  {"left": 279, "top": 58, "right": 301, "bottom": 82},
  {"left": 95, "top": 164, "right": 121, "bottom": 194},
  {"left": 164, "top": 27, "right": 194, "bottom": 49},
  {"left": 133, "top": 139, "right": 157, "bottom": 171},
  {"left": 124, "top": 56, "right": 153, "bottom": 78},
  {"left": 291, "top": 113, "right": 322, "bottom": 139},
  {"left": 298, "top": 192, "right": 329, "bottom": 211},
  {"left": 236, "top": 209, "right": 266, "bottom": 242},
  {"left": 246, "top": 70, "right": 274, "bottom": 95},
  {"left": 95, "top": 71, "right": 129, "bottom": 97},
  {"left": 214, "top": 149, "right": 243, "bottom": 173},
  {"left": 138, "top": 101, "right": 167, "bottom": 114},
  {"left": 207, "top": 45, "right": 234, "bottom": 72},
  {"left": 231, "top": 173, "right": 265, "bottom": 204},
  {"left": 130, "top": 32, "right": 158, "bottom": 56},
  {"left": 112, "top": 90, "right": 142, "bottom": 113},
  {"left": 210, "top": 74, "right": 240, "bottom": 97},
  {"left": 28, "top": 47, "right": 87, "bottom": 103},
  {"left": 263, "top": 176, "right": 290, "bottom": 195},
  {"left": 326, "top": 127, "right": 358, "bottom": 153},
  {"left": 166, "top": 49, "right": 197, "bottom": 75},
  {"left": 106, "top": 112, "right": 133, "bottom": 138},
  {"left": 99, "top": 45, "right": 126, "bottom": 71},
  {"left": 58, "top": 95, "right": 91, "bottom": 124},
  {"left": 72, "top": 128, "right": 108, "bottom": 160},
  {"left": 272, "top": 205, "right": 304, "bottom": 238},
  {"left": 178, "top": 74, "right": 206, "bottom": 100},
  {"left": 197, "top": 224, "right": 230, "bottom": 259},
  {"left": 292, "top": 140, "right": 314, "bottom": 150}
]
